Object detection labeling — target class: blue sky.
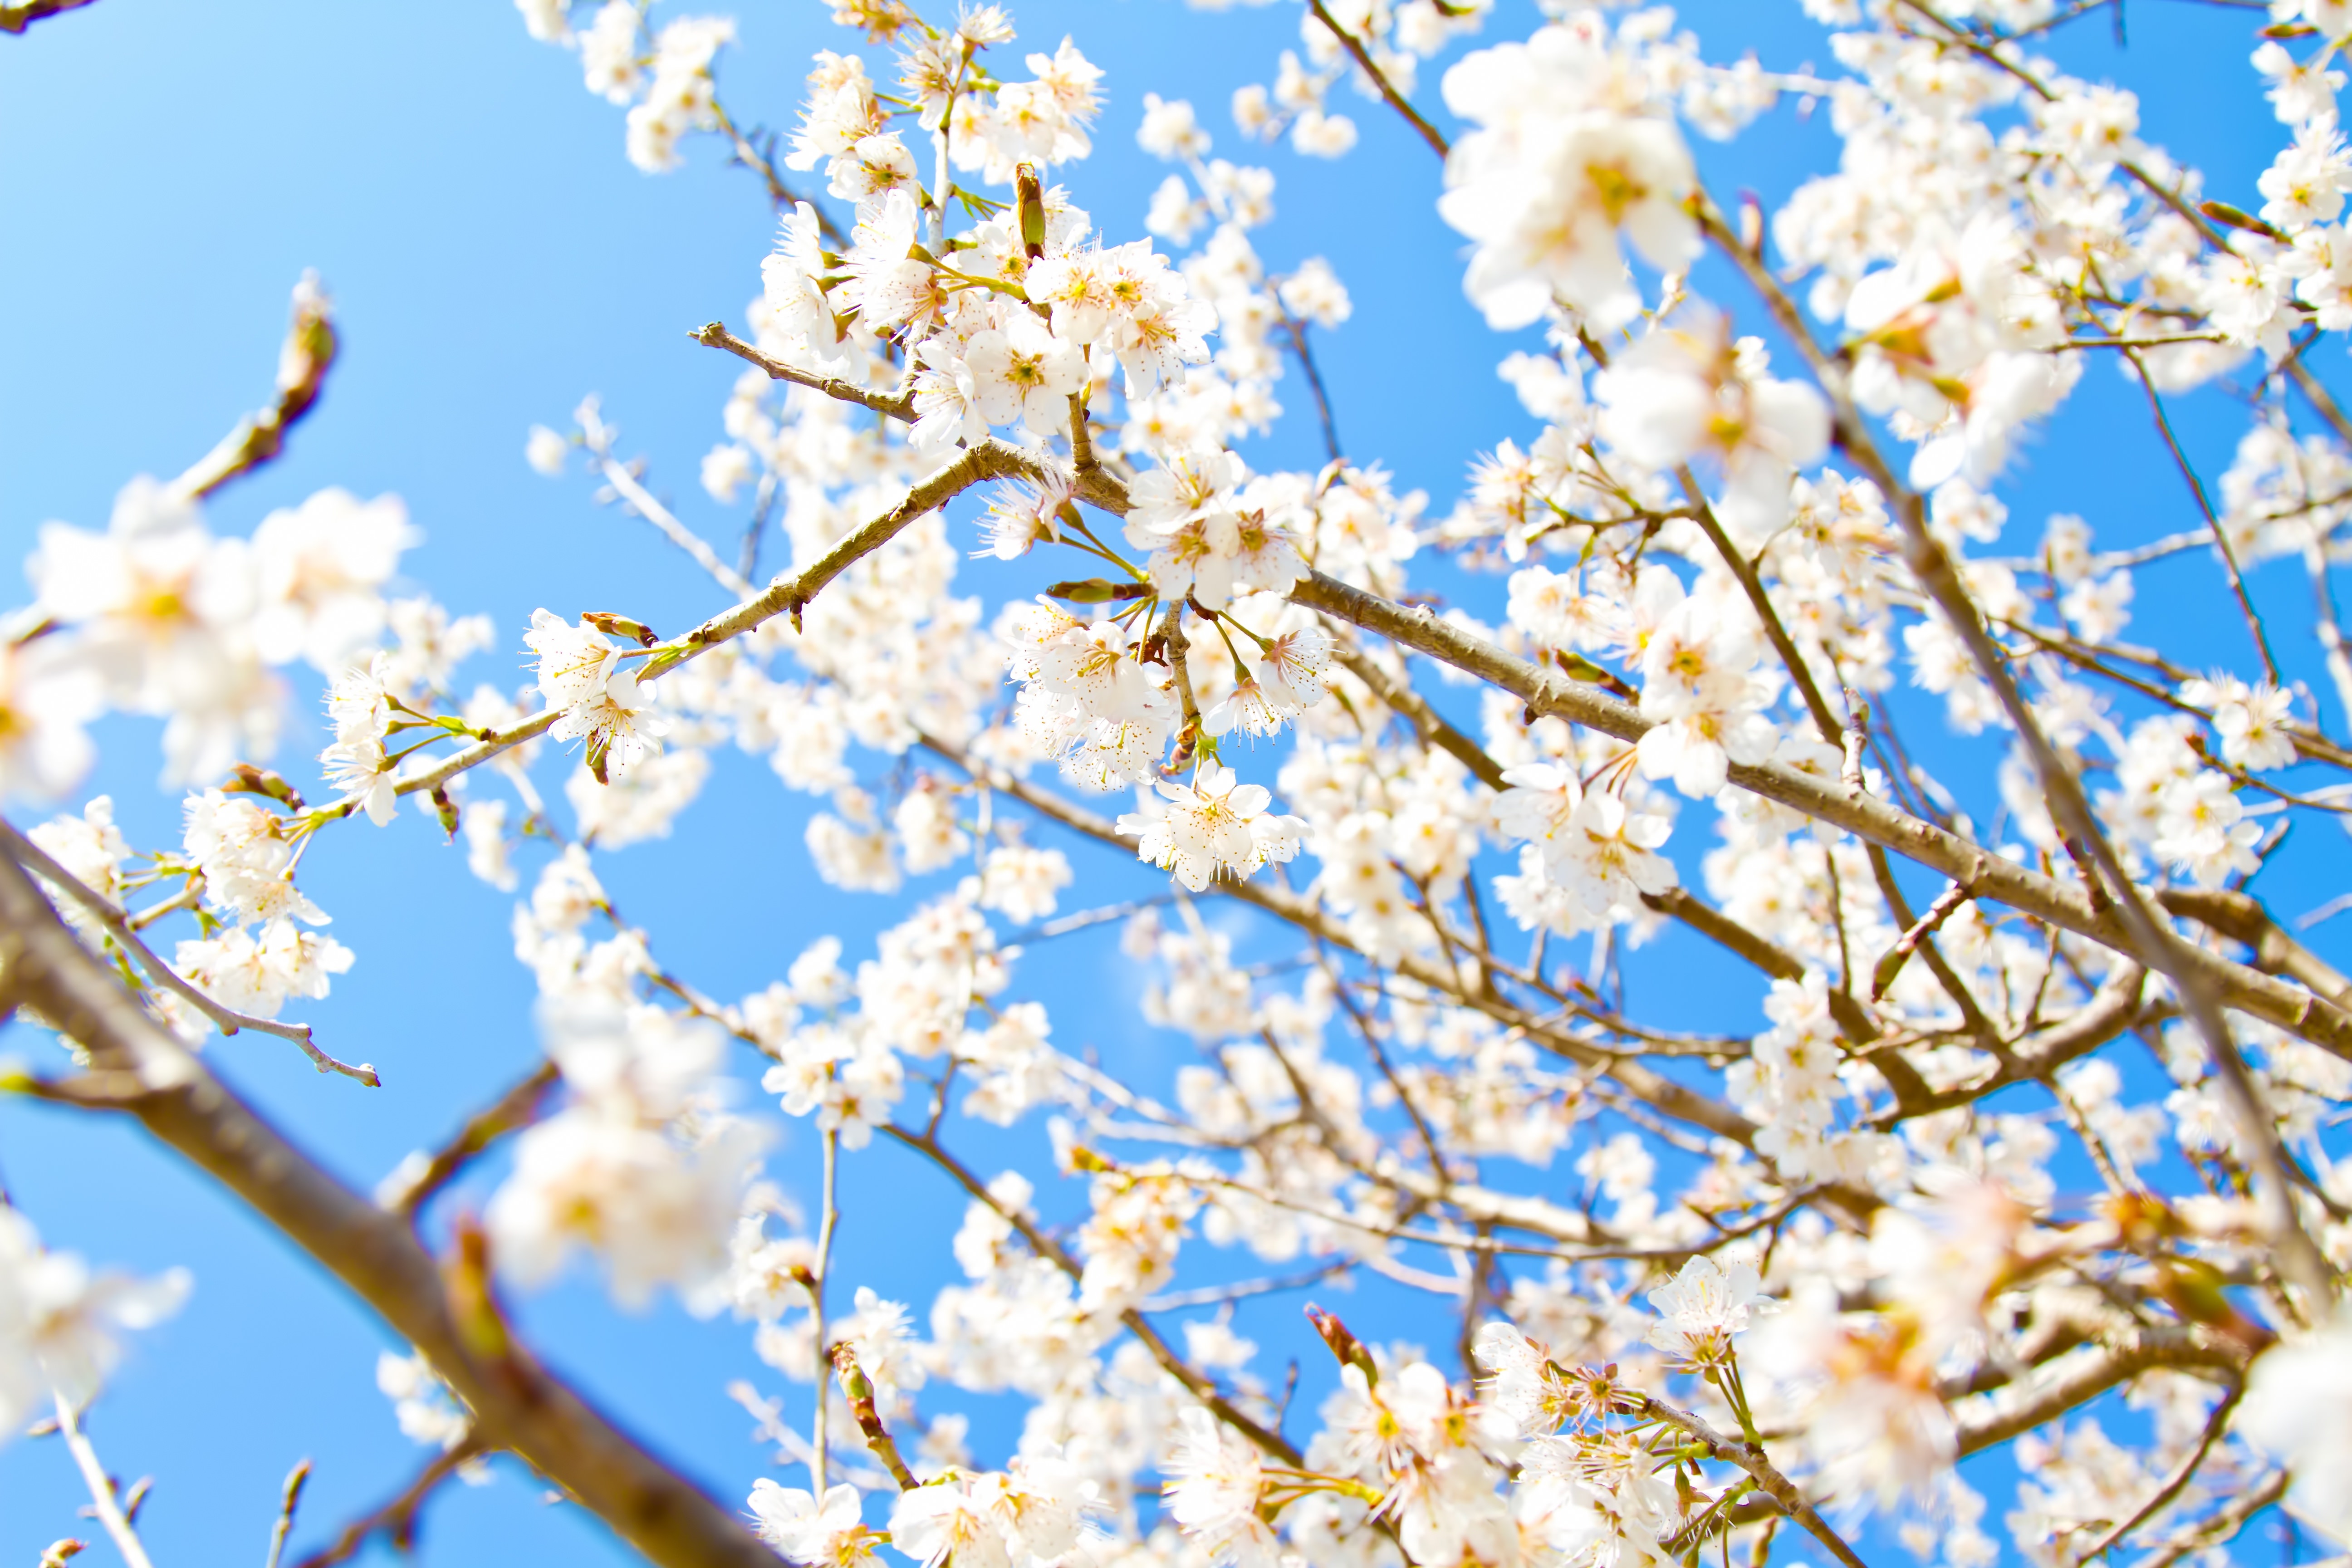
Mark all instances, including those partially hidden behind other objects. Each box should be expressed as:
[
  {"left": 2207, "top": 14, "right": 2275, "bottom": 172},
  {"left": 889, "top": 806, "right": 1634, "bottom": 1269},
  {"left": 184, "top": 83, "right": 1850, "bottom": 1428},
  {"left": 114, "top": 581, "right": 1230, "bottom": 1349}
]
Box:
[{"left": 0, "top": 0, "right": 2339, "bottom": 1563}]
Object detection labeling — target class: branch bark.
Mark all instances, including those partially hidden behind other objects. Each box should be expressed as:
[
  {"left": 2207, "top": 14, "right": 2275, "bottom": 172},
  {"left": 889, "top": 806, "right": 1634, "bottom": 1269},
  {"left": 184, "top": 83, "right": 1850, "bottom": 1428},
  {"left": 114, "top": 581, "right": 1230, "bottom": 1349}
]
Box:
[{"left": 0, "top": 850, "right": 776, "bottom": 1568}]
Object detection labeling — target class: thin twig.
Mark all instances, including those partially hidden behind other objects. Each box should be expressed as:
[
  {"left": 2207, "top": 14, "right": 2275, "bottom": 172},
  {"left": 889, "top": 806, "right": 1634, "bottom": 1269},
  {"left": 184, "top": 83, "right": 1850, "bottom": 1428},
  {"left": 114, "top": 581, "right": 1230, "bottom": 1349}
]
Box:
[
  {"left": 264, "top": 1459, "right": 310, "bottom": 1568},
  {"left": 882, "top": 1122, "right": 1310, "bottom": 1466},
  {"left": 576, "top": 405, "right": 756, "bottom": 598},
  {"left": 1273, "top": 298, "right": 1342, "bottom": 463},
  {"left": 2121, "top": 348, "right": 2283, "bottom": 686},
  {"left": 738, "top": 472, "right": 779, "bottom": 585},
  {"left": 171, "top": 273, "right": 337, "bottom": 502},
  {"left": 1321, "top": 637, "right": 1503, "bottom": 788},
  {"left": 692, "top": 323, "right": 915, "bottom": 422},
  {"left": 1139, "top": 1260, "right": 1352, "bottom": 1312},
  {"left": 54, "top": 1396, "right": 157, "bottom": 1568},
  {"left": 1871, "top": 879, "right": 1975, "bottom": 1001},
  {"left": 598, "top": 452, "right": 754, "bottom": 598},
  {"left": 810, "top": 1124, "right": 839, "bottom": 1492},
  {"left": 289, "top": 1440, "right": 487, "bottom": 1568},
  {"left": 390, "top": 437, "right": 1039, "bottom": 810},
  {"left": 2128, "top": 1470, "right": 2285, "bottom": 1568},
  {"left": 381, "top": 1061, "right": 562, "bottom": 1217},
  {"left": 1637, "top": 1394, "right": 1872, "bottom": 1568},
  {"left": 0, "top": 819, "right": 379, "bottom": 1086},
  {"left": 708, "top": 95, "right": 843, "bottom": 243},
  {"left": 1304, "top": 0, "right": 1450, "bottom": 157},
  {"left": 829, "top": 1344, "right": 916, "bottom": 1490},
  {"left": 2078, "top": 1383, "right": 2242, "bottom": 1558}
]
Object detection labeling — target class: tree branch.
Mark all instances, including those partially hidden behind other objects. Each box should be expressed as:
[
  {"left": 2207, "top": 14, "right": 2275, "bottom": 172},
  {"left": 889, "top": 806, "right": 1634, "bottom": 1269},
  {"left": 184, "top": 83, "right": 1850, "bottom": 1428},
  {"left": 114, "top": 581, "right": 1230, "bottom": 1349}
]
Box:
[
  {"left": 171, "top": 273, "right": 337, "bottom": 502},
  {"left": 389, "top": 438, "right": 1032, "bottom": 804},
  {"left": 1954, "top": 1323, "right": 2245, "bottom": 1456},
  {"left": 1304, "top": 0, "right": 1450, "bottom": 157},
  {"left": 1323, "top": 636, "right": 1505, "bottom": 789},
  {"left": 1636, "top": 1394, "right": 1872, "bottom": 1568},
  {"left": 0, "top": 818, "right": 379, "bottom": 1086},
  {"left": 2076, "top": 1382, "right": 2242, "bottom": 1559},
  {"left": 1284, "top": 568, "right": 2352, "bottom": 1065},
  {"left": 882, "top": 1122, "right": 1309, "bottom": 1468},
  {"left": 378, "top": 1060, "right": 561, "bottom": 1218},
  {"left": 54, "top": 1396, "right": 157, "bottom": 1568},
  {"left": 265, "top": 1459, "right": 310, "bottom": 1568},
  {"left": 0, "top": 0, "right": 98, "bottom": 35},
  {"left": 917, "top": 730, "right": 1762, "bottom": 1146},
  {"left": 0, "top": 850, "right": 778, "bottom": 1568},
  {"left": 691, "top": 323, "right": 915, "bottom": 422},
  {"left": 288, "top": 1438, "right": 488, "bottom": 1568}
]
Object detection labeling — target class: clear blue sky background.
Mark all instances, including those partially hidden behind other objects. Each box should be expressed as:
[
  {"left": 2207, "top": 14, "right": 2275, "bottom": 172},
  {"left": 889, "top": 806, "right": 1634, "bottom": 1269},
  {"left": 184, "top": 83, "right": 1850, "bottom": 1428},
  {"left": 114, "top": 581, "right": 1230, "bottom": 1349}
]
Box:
[{"left": 0, "top": 1, "right": 2338, "bottom": 1563}]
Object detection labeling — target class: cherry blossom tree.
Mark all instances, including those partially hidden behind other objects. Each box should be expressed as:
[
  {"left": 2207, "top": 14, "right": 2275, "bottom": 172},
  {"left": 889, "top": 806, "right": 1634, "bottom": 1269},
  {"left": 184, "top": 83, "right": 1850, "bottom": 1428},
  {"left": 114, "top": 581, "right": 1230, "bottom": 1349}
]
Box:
[{"left": 11, "top": 0, "right": 2352, "bottom": 1566}]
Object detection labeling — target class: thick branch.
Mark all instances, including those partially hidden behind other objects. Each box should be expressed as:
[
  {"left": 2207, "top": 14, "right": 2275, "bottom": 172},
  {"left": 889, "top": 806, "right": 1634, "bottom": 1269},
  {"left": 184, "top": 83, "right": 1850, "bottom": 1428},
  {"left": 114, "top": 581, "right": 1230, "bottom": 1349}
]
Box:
[
  {"left": 0, "top": 852, "right": 776, "bottom": 1568},
  {"left": 2158, "top": 887, "right": 2352, "bottom": 1009},
  {"left": 1869, "top": 963, "right": 2149, "bottom": 1126},
  {"left": 1954, "top": 1324, "right": 2244, "bottom": 1455}
]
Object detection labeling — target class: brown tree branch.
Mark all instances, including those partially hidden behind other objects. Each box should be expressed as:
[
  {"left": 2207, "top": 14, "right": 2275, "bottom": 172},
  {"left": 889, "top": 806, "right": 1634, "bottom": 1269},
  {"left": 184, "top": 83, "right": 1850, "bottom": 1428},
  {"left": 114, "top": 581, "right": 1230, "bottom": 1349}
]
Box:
[
  {"left": 0, "top": 0, "right": 98, "bottom": 34},
  {"left": 289, "top": 1438, "right": 488, "bottom": 1568},
  {"left": 1304, "top": 0, "right": 1450, "bottom": 157},
  {"left": 2157, "top": 887, "right": 2352, "bottom": 1009},
  {"left": 1323, "top": 637, "right": 1505, "bottom": 789},
  {"left": 1954, "top": 1324, "right": 2245, "bottom": 1455},
  {"left": 691, "top": 323, "right": 915, "bottom": 422},
  {"left": 172, "top": 273, "right": 337, "bottom": 501},
  {"left": 1285, "top": 568, "right": 2352, "bottom": 1065},
  {"left": 265, "top": 1458, "right": 311, "bottom": 1568},
  {"left": 881, "top": 1122, "right": 1309, "bottom": 1467},
  {"left": 378, "top": 1060, "right": 562, "bottom": 1218},
  {"left": 387, "top": 437, "right": 1034, "bottom": 805},
  {"left": 2075, "top": 1382, "right": 2242, "bottom": 1558},
  {"left": 1636, "top": 1394, "right": 1873, "bottom": 1568},
  {"left": 0, "top": 850, "right": 778, "bottom": 1568},
  {"left": 0, "top": 819, "right": 379, "bottom": 1086},
  {"left": 917, "top": 730, "right": 1762, "bottom": 1147}
]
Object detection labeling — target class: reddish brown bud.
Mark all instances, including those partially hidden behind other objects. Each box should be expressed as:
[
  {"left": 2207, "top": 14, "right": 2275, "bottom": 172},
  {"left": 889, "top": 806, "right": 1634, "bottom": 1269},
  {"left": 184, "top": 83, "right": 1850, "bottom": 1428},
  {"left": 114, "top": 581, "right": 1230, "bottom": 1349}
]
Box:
[{"left": 1305, "top": 1303, "right": 1379, "bottom": 1385}]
